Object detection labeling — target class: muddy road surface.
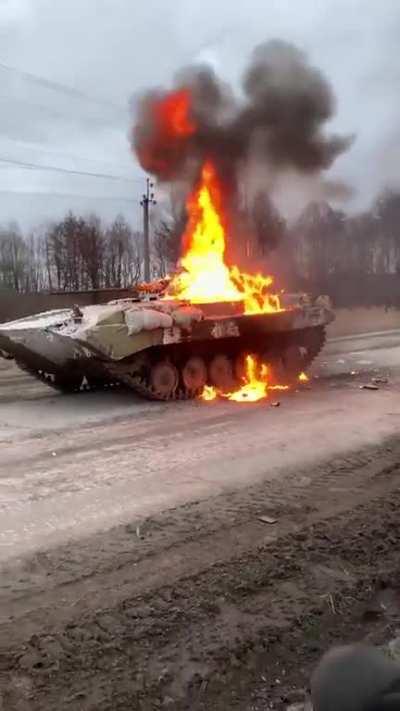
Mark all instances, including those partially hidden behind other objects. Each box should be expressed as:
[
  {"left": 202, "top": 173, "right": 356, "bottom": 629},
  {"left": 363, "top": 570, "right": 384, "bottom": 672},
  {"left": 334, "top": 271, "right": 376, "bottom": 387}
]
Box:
[{"left": 0, "top": 330, "right": 400, "bottom": 710}]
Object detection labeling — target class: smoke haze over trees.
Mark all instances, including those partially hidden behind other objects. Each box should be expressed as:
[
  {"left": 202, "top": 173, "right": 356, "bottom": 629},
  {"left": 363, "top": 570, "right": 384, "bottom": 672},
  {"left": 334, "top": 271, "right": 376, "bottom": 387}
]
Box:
[{"left": 1, "top": 190, "right": 399, "bottom": 307}]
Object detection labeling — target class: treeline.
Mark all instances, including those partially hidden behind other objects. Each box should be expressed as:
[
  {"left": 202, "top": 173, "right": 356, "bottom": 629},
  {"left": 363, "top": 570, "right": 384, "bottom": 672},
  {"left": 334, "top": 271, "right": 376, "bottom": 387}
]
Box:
[
  {"left": 288, "top": 190, "right": 400, "bottom": 306},
  {"left": 292, "top": 190, "right": 400, "bottom": 281},
  {"left": 0, "top": 214, "right": 144, "bottom": 293},
  {"left": 1, "top": 189, "right": 400, "bottom": 303},
  {"left": 155, "top": 188, "right": 400, "bottom": 282}
]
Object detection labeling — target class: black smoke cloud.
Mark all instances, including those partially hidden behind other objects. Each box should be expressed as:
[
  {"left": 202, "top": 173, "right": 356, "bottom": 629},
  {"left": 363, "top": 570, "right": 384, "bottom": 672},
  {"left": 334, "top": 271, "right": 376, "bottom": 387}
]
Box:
[{"left": 132, "top": 39, "right": 353, "bottom": 190}]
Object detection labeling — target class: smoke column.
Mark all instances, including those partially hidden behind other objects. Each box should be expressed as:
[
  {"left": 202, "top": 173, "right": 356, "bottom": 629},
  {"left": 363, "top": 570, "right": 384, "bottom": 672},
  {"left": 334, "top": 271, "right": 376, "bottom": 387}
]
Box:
[{"left": 132, "top": 39, "right": 352, "bottom": 192}]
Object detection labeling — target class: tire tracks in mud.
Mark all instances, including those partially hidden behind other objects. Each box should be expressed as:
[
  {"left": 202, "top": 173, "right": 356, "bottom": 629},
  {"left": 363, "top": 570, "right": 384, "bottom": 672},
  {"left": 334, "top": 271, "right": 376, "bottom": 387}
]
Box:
[
  {"left": 1, "top": 438, "right": 400, "bottom": 710},
  {"left": 1, "top": 437, "right": 399, "bottom": 608}
]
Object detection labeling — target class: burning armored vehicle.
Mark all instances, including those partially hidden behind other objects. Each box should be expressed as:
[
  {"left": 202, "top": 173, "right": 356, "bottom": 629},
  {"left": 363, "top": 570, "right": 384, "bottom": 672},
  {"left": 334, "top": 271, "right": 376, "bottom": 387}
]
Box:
[
  {"left": 0, "top": 164, "right": 333, "bottom": 402},
  {"left": 0, "top": 288, "right": 333, "bottom": 402},
  {"left": 0, "top": 41, "right": 346, "bottom": 402}
]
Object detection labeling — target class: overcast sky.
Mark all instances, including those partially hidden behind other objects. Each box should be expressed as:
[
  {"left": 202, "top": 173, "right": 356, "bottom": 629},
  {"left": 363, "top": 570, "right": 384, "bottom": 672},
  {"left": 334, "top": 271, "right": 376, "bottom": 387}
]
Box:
[{"left": 1, "top": 0, "right": 400, "bottom": 229}]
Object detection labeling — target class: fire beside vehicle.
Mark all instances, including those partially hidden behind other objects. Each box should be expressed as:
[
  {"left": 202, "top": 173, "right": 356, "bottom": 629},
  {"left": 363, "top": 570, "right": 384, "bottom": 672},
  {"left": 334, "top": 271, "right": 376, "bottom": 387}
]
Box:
[{"left": 0, "top": 294, "right": 334, "bottom": 401}]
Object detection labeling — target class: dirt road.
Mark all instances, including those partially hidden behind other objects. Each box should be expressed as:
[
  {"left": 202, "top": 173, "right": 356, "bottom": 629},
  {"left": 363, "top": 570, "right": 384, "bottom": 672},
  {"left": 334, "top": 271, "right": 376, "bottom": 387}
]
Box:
[{"left": 0, "top": 331, "right": 400, "bottom": 710}]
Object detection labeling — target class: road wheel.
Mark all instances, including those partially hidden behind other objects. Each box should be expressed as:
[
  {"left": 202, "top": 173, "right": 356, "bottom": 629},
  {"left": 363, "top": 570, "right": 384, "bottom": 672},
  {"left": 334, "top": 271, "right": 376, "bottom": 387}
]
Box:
[
  {"left": 261, "top": 352, "right": 286, "bottom": 384},
  {"left": 149, "top": 360, "right": 179, "bottom": 400},
  {"left": 209, "top": 354, "right": 234, "bottom": 392},
  {"left": 182, "top": 356, "right": 207, "bottom": 395}
]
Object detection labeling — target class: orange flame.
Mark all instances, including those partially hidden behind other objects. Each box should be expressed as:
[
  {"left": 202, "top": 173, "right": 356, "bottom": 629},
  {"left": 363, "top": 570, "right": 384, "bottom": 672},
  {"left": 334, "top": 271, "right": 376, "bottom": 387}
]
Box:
[
  {"left": 157, "top": 89, "right": 196, "bottom": 137},
  {"left": 137, "top": 89, "right": 196, "bottom": 178},
  {"left": 227, "top": 356, "right": 270, "bottom": 402},
  {"left": 201, "top": 384, "right": 218, "bottom": 401},
  {"left": 298, "top": 371, "right": 309, "bottom": 382},
  {"left": 201, "top": 354, "right": 289, "bottom": 403},
  {"left": 167, "top": 161, "right": 282, "bottom": 314}
]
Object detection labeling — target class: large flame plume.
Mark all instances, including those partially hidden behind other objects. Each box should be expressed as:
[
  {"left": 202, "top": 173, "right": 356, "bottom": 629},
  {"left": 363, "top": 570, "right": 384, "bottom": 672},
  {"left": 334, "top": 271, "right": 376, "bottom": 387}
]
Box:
[
  {"left": 130, "top": 42, "right": 341, "bottom": 404},
  {"left": 132, "top": 41, "right": 352, "bottom": 310},
  {"left": 166, "top": 161, "right": 281, "bottom": 313}
]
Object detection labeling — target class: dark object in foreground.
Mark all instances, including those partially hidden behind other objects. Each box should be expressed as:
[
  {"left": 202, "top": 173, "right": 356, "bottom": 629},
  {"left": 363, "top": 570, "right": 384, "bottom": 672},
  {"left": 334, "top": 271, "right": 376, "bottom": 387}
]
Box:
[{"left": 311, "top": 644, "right": 400, "bottom": 711}]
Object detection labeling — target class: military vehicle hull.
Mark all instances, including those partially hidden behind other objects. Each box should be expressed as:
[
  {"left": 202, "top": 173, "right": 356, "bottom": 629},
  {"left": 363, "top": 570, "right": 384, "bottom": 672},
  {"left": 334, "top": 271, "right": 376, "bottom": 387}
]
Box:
[{"left": 0, "top": 296, "right": 334, "bottom": 400}]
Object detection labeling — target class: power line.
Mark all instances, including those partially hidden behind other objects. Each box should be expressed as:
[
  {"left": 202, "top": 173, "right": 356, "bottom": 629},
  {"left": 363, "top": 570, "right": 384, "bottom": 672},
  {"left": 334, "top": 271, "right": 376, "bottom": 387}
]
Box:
[
  {"left": 0, "top": 156, "right": 143, "bottom": 184},
  {"left": 1, "top": 137, "right": 137, "bottom": 176},
  {"left": 0, "top": 93, "right": 124, "bottom": 129},
  {"left": 0, "top": 93, "right": 76, "bottom": 122},
  {"left": 0, "top": 61, "right": 125, "bottom": 114},
  {"left": 0, "top": 189, "right": 140, "bottom": 203}
]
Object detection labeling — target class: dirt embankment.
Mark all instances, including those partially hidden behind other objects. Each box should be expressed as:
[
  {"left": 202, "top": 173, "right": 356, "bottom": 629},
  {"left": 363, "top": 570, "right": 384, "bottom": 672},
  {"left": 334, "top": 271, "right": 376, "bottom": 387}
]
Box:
[
  {"left": 1, "top": 437, "right": 400, "bottom": 710},
  {"left": 328, "top": 306, "right": 400, "bottom": 338}
]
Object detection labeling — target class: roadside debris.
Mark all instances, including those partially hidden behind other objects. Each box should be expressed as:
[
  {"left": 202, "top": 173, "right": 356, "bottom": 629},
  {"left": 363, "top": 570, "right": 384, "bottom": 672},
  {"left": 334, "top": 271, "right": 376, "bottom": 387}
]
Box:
[
  {"left": 258, "top": 515, "right": 277, "bottom": 525},
  {"left": 372, "top": 377, "right": 388, "bottom": 384},
  {"left": 271, "top": 401, "right": 281, "bottom": 408},
  {"left": 360, "top": 384, "right": 379, "bottom": 391},
  {"left": 322, "top": 592, "right": 337, "bottom": 614},
  {"left": 286, "top": 703, "right": 312, "bottom": 711},
  {"left": 199, "top": 680, "right": 208, "bottom": 694},
  {"left": 298, "top": 372, "right": 309, "bottom": 383}
]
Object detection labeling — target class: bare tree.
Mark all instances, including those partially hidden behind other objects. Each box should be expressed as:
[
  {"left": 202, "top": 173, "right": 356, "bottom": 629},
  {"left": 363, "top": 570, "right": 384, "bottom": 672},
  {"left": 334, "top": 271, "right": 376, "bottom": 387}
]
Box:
[
  {"left": 79, "top": 214, "right": 105, "bottom": 289},
  {"left": 0, "top": 222, "right": 29, "bottom": 292},
  {"left": 105, "top": 216, "right": 142, "bottom": 287},
  {"left": 45, "top": 213, "right": 85, "bottom": 290},
  {"left": 345, "top": 212, "right": 376, "bottom": 275},
  {"left": 373, "top": 190, "right": 400, "bottom": 273},
  {"left": 293, "top": 201, "right": 347, "bottom": 281},
  {"left": 0, "top": 194, "right": 399, "bottom": 308},
  {"left": 153, "top": 210, "right": 186, "bottom": 277}
]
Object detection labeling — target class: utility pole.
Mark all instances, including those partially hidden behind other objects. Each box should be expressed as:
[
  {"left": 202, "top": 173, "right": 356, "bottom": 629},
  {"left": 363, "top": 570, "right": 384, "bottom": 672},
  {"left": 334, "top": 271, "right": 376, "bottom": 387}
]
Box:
[{"left": 140, "top": 177, "right": 156, "bottom": 282}]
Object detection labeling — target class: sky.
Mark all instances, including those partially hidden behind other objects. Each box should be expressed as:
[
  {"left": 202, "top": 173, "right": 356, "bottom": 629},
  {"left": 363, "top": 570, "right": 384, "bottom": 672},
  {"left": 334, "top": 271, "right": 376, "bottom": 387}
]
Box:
[{"left": 1, "top": 0, "right": 400, "bottom": 229}]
